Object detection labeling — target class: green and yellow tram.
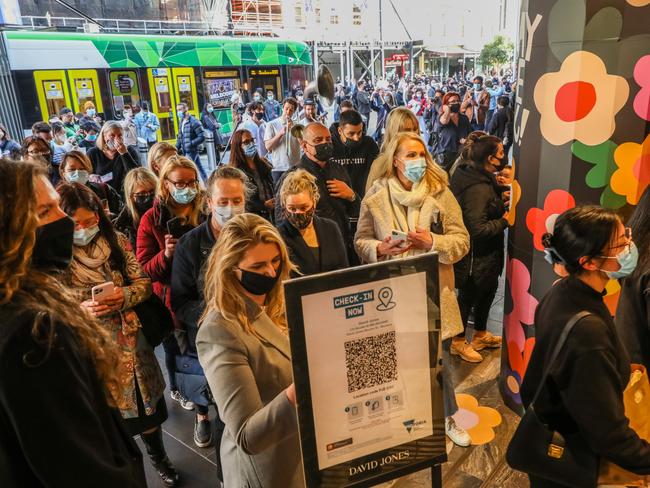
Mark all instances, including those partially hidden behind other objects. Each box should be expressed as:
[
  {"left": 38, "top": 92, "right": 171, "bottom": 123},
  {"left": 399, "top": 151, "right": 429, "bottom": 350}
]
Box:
[{"left": 4, "top": 30, "right": 312, "bottom": 141}]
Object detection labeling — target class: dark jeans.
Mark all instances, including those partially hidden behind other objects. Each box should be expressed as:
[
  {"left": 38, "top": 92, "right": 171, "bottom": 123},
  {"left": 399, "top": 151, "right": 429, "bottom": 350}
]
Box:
[
  {"left": 457, "top": 273, "right": 499, "bottom": 337},
  {"left": 271, "top": 170, "right": 285, "bottom": 186},
  {"left": 440, "top": 339, "right": 458, "bottom": 416},
  {"left": 162, "top": 334, "right": 180, "bottom": 391},
  {"left": 187, "top": 151, "right": 208, "bottom": 181}
]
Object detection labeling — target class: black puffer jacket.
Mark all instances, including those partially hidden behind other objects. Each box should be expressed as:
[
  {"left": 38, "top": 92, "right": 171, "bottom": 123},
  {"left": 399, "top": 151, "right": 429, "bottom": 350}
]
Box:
[{"left": 450, "top": 163, "right": 507, "bottom": 288}]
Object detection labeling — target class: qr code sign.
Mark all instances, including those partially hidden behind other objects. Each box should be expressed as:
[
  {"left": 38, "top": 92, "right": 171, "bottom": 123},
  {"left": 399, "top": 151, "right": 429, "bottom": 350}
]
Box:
[{"left": 344, "top": 331, "right": 398, "bottom": 393}]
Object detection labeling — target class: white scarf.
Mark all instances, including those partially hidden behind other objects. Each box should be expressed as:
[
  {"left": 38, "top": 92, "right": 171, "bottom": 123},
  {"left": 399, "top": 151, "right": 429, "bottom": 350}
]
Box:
[{"left": 387, "top": 176, "right": 429, "bottom": 233}]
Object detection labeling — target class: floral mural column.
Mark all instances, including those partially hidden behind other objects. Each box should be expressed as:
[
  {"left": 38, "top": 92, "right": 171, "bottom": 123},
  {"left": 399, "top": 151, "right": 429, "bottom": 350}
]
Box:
[{"left": 501, "top": 0, "right": 650, "bottom": 412}]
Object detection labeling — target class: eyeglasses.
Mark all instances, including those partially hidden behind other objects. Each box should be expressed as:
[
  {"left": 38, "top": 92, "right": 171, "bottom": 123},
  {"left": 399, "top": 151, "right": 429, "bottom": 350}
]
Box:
[{"left": 166, "top": 179, "right": 197, "bottom": 190}]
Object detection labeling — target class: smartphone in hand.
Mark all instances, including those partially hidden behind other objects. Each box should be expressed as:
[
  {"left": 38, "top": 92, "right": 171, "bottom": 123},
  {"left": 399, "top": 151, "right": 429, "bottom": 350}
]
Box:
[
  {"left": 91, "top": 281, "right": 115, "bottom": 303},
  {"left": 390, "top": 230, "right": 409, "bottom": 248},
  {"left": 166, "top": 217, "right": 187, "bottom": 239}
]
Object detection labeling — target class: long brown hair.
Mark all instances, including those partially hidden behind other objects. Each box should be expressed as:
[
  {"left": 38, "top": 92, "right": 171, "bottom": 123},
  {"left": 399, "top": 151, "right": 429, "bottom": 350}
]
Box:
[
  {"left": 0, "top": 160, "right": 120, "bottom": 401},
  {"left": 201, "top": 213, "right": 295, "bottom": 334}
]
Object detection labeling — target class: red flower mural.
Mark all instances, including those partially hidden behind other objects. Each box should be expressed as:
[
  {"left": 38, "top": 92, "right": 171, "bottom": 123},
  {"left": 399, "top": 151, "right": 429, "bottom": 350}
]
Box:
[{"left": 525, "top": 190, "right": 576, "bottom": 251}]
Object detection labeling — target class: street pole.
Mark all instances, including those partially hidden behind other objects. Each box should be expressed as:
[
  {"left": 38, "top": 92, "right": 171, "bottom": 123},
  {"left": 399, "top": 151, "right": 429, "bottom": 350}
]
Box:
[{"left": 379, "top": 0, "right": 385, "bottom": 77}]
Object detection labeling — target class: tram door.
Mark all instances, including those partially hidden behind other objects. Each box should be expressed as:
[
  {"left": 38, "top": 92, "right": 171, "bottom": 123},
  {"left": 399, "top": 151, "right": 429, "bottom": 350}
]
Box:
[
  {"left": 147, "top": 68, "right": 177, "bottom": 143},
  {"left": 68, "top": 70, "right": 104, "bottom": 115},
  {"left": 34, "top": 70, "right": 71, "bottom": 121},
  {"left": 171, "top": 68, "right": 200, "bottom": 126},
  {"left": 248, "top": 68, "right": 282, "bottom": 99}
]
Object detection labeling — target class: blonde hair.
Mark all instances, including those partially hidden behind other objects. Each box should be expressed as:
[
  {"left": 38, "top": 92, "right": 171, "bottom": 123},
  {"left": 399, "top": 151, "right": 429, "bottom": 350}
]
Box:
[
  {"left": 96, "top": 120, "right": 123, "bottom": 151},
  {"left": 381, "top": 107, "right": 420, "bottom": 152},
  {"left": 83, "top": 101, "right": 96, "bottom": 111},
  {"left": 157, "top": 155, "right": 204, "bottom": 226},
  {"left": 59, "top": 150, "right": 93, "bottom": 176},
  {"left": 202, "top": 213, "right": 295, "bottom": 334},
  {"left": 279, "top": 169, "right": 320, "bottom": 207},
  {"left": 124, "top": 167, "right": 158, "bottom": 224},
  {"left": 375, "top": 132, "right": 448, "bottom": 194},
  {"left": 147, "top": 142, "right": 177, "bottom": 175}
]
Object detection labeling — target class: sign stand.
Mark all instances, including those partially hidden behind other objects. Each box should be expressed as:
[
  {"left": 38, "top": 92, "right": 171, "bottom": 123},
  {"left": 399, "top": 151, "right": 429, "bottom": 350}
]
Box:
[{"left": 285, "top": 254, "right": 447, "bottom": 487}]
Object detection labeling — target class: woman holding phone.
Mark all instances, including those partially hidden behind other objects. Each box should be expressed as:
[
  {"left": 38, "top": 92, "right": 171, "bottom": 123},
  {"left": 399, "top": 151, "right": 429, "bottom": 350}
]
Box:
[
  {"left": 354, "top": 132, "right": 472, "bottom": 447},
  {"left": 56, "top": 182, "right": 179, "bottom": 486},
  {"left": 136, "top": 155, "right": 206, "bottom": 435}
]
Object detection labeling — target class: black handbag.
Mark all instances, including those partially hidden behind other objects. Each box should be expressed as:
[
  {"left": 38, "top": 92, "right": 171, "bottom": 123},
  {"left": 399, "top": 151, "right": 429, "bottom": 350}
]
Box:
[
  {"left": 133, "top": 293, "right": 174, "bottom": 348},
  {"left": 506, "top": 311, "right": 599, "bottom": 488}
]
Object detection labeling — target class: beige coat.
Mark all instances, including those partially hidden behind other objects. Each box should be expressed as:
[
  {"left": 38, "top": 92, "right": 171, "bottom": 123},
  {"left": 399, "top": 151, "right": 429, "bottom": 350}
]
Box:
[
  {"left": 354, "top": 178, "right": 469, "bottom": 340},
  {"left": 197, "top": 300, "right": 304, "bottom": 488}
]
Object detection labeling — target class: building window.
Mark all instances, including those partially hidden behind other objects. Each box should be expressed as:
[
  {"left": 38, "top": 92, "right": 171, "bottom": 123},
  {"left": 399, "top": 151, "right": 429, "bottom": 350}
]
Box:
[
  {"left": 295, "top": 5, "right": 304, "bottom": 24},
  {"left": 330, "top": 7, "right": 339, "bottom": 24},
  {"left": 352, "top": 5, "right": 361, "bottom": 26}
]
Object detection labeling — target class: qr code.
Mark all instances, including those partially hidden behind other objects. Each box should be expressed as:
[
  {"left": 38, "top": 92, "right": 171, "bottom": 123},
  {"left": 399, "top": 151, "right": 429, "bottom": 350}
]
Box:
[{"left": 344, "top": 331, "right": 398, "bottom": 393}]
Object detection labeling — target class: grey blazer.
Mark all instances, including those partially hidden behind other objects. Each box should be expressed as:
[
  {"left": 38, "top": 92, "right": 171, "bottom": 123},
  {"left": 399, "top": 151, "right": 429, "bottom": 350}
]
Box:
[{"left": 197, "top": 300, "right": 304, "bottom": 488}]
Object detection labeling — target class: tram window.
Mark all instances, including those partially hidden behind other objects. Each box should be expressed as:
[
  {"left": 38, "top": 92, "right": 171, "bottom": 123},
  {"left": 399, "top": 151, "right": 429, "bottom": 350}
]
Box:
[
  {"left": 175, "top": 75, "right": 194, "bottom": 110},
  {"left": 42, "top": 80, "right": 66, "bottom": 118},
  {"left": 73, "top": 78, "right": 96, "bottom": 110},
  {"left": 154, "top": 76, "right": 172, "bottom": 112},
  {"left": 203, "top": 70, "right": 240, "bottom": 110},
  {"left": 109, "top": 70, "right": 141, "bottom": 112}
]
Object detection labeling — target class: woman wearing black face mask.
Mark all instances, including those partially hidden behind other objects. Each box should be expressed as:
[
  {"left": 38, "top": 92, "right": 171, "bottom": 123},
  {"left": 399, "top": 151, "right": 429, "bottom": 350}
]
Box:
[
  {"left": 197, "top": 213, "right": 304, "bottom": 488},
  {"left": 114, "top": 167, "right": 158, "bottom": 250},
  {"left": 278, "top": 169, "right": 348, "bottom": 276},
  {"left": 449, "top": 134, "right": 507, "bottom": 363},
  {"left": 434, "top": 91, "right": 472, "bottom": 172},
  {"left": 0, "top": 159, "right": 147, "bottom": 487}
]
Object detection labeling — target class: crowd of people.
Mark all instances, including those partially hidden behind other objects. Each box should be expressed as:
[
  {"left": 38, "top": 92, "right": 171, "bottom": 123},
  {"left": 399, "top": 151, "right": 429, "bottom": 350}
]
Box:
[{"left": 2, "top": 66, "right": 649, "bottom": 488}]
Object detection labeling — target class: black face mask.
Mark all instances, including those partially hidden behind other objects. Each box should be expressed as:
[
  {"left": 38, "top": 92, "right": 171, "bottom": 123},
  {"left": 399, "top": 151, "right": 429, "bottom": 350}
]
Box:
[
  {"left": 285, "top": 207, "right": 315, "bottom": 230},
  {"left": 450, "top": 103, "right": 461, "bottom": 113},
  {"left": 344, "top": 137, "right": 362, "bottom": 149},
  {"left": 254, "top": 112, "right": 264, "bottom": 120},
  {"left": 134, "top": 193, "right": 155, "bottom": 214},
  {"left": 32, "top": 216, "right": 75, "bottom": 270},
  {"left": 239, "top": 268, "right": 280, "bottom": 296},
  {"left": 312, "top": 142, "right": 334, "bottom": 162}
]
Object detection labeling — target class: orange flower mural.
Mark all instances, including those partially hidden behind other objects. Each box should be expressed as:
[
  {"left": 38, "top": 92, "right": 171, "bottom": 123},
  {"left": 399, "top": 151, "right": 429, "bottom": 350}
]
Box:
[
  {"left": 452, "top": 394, "right": 502, "bottom": 445},
  {"left": 610, "top": 134, "right": 650, "bottom": 205}
]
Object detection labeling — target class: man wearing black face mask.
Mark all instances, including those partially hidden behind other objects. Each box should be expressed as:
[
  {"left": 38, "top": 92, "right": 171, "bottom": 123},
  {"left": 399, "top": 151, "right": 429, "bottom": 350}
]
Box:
[
  {"left": 330, "top": 109, "right": 379, "bottom": 200},
  {"left": 242, "top": 101, "right": 268, "bottom": 158},
  {"left": 275, "top": 122, "right": 359, "bottom": 256}
]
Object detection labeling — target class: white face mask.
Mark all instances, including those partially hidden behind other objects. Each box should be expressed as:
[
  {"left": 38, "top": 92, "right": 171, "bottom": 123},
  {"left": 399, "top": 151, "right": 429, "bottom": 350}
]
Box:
[{"left": 213, "top": 204, "right": 245, "bottom": 227}]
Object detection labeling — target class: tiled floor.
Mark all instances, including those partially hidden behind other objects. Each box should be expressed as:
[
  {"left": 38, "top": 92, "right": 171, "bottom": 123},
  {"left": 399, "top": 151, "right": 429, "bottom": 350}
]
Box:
[{"left": 142, "top": 274, "right": 526, "bottom": 487}]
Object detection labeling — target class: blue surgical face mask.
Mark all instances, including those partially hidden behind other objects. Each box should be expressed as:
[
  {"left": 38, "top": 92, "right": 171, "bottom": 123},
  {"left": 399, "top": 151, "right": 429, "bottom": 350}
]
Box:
[
  {"left": 171, "top": 187, "right": 197, "bottom": 205},
  {"left": 267, "top": 94, "right": 274, "bottom": 101},
  {"left": 207, "top": 106, "right": 214, "bottom": 113},
  {"left": 65, "top": 169, "right": 89, "bottom": 185},
  {"left": 474, "top": 83, "right": 482, "bottom": 90},
  {"left": 402, "top": 158, "right": 427, "bottom": 183},
  {"left": 177, "top": 110, "right": 185, "bottom": 119},
  {"left": 243, "top": 142, "right": 257, "bottom": 157},
  {"left": 86, "top": 134, "right": 97, "bottom": 142},
  {"left": 86, "top": 108, "right": 96, "bottom": 116},
  {"left": 73, "top": 224, "right": 100, "bottom": 247},
  {"left": 598, "top": 242, "right": 638, "bottom": 279}
]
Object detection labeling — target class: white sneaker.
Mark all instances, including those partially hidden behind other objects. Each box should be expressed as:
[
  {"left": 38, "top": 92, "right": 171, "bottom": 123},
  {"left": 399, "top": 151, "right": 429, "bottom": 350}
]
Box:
[
  {"left": 170, "top": 389, "right": 195, "bottom": 411},
  {"left": 446, "top": 416, "right": 471, "bottom": 447}
]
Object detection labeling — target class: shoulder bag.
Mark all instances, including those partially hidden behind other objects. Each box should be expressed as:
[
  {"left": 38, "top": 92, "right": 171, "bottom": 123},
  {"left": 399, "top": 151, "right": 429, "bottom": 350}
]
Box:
[{"left": 506, "top": 311, "right": 599, "bottom": 488}]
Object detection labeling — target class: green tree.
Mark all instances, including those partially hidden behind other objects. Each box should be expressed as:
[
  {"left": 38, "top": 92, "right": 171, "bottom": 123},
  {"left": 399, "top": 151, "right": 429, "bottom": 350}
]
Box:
[{"left": 479, "top": 35, "right": 514, "bottom": 70}]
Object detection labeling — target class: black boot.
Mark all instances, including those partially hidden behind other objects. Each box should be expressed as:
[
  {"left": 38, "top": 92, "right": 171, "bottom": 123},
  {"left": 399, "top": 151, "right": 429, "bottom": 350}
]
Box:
[{"left": 141, "top": 428, "right": 180, "bottom": 487}]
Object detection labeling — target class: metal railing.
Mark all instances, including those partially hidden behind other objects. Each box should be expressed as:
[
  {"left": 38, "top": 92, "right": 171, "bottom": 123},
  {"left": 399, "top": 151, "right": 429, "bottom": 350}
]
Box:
[{"left": 20, "top": 15, "right": 277, "bottom": 36}]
